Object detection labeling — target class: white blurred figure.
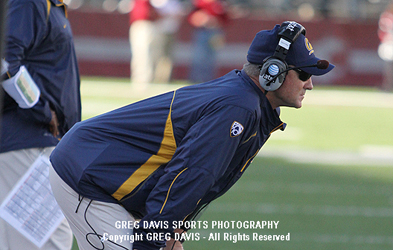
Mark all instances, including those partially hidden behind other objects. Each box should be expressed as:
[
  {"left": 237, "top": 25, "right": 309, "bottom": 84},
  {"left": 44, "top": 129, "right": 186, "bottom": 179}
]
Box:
[
  {"left": 129, "top": 0, "right": 159, "bottom": 90},
  {"left": 151, "top": 0, "right": 184, "bottom": 83}
]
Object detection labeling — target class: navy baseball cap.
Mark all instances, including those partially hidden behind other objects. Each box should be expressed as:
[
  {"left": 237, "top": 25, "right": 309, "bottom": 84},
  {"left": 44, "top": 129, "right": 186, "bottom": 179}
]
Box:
[{"left": 247, "top": 24, "right": 335, "bottom": 76}]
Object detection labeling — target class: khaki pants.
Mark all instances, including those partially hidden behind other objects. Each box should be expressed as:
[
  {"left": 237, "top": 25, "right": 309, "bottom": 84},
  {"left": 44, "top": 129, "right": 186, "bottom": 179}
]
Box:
[
  {"left": 0, "top": 147, "right": 73, "bottom": 250},
  {"left": 49, "top": 165, "right": 135, "bottom": 250},
  {"left": 130, "top": 20, "right": 156, "bottom": 86}
]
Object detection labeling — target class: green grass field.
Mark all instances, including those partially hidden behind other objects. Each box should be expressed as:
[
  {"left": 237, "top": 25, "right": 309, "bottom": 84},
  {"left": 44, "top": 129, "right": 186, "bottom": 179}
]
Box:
[{"left": 72, "top": 77, "right": 393, "bottom": 250}]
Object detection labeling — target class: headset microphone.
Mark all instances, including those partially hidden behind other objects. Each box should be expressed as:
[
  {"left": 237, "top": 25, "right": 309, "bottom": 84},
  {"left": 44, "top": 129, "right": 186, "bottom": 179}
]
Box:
[
  {"left": 264, "top": 59, "right": 330, "bottom": 90},
  {"left": 315, "top": 60, "right": 329, "bottom": 70}
]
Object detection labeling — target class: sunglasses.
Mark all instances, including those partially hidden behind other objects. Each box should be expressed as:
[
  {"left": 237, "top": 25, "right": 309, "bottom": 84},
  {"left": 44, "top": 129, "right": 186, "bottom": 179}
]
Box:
[{"left": 293, "top": 68, "right": 312, "bottom": 81}]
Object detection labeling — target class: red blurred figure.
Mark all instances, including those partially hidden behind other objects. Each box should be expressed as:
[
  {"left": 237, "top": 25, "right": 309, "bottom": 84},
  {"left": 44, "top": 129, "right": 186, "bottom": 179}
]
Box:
[
  {"left": 187, "top": 0, "right": 229, "bottom": 83},
  {"left": 188, "top": 0, "right": 229, "bottom": 29},
  {"left": 378, "top": 2, "right": 393, "bottom": 92}
]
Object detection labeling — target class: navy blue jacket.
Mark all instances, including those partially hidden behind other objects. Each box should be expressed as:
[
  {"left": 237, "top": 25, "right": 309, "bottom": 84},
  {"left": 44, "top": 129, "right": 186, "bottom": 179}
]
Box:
[
  {"left": 1, "top": 0, "right": 81, "bottom": 153},
  {"left": 50, "top": 70, "right": 285, "bottom": 250}
]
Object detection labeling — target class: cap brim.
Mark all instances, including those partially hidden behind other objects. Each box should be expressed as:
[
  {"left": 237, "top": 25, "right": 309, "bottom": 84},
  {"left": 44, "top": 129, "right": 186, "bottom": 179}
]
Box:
[{"left": 298, "top": 57, "right": 335, "bottom": 76}]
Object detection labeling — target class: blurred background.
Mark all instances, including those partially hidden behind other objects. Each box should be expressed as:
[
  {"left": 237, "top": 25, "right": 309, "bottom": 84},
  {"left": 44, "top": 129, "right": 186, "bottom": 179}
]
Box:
[
  {"left": 2, "top": 0, "right": 390, "bottom": 249},
  {"left": 64, "top": 0, "right": 393, "bottom": 88}
]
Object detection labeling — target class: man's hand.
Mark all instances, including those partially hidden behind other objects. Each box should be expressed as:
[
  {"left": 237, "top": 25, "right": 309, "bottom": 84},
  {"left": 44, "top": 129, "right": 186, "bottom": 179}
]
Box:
[
  {"left": 163, "top": 229, "right": 184, "bottom": 250},
  {"left": 49, "top": 109, "right": 59, "bottom": 137},
  {"left": 163, "top": 238, "right": 183, "bottom": 250}
]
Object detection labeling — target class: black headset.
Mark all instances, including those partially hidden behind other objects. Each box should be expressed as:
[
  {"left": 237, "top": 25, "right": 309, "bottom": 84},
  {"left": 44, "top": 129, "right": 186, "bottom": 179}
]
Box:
[{"left": 259, "top": 21, "right": 306, "bottom": 91}]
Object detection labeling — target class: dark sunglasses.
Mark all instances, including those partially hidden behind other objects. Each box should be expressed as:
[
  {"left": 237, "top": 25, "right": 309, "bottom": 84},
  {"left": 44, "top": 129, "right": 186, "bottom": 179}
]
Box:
[{"left": 293, "top": 68, "right": 312, "bottom": 81}]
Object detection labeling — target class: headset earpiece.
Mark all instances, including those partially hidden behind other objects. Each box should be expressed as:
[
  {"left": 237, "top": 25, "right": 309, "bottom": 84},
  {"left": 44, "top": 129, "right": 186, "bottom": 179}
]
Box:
[
  {"left": 259, "top": 57, "right": 287, "bottom": 91},
  {"left": 259, "top": 21, "right": 305, "bottom": 92}
]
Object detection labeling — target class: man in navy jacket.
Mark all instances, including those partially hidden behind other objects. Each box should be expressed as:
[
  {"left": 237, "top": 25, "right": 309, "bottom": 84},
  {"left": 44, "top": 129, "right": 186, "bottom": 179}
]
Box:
[
  {"left": 0, "top": 0, "right": 81, "bottom": 249},
  {"left": 50, "top": 22, "right": 334, "bottom": 250}
]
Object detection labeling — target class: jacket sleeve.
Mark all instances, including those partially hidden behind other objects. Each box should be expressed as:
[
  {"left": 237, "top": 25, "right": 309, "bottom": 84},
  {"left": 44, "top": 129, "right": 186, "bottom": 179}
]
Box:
[
  {"left": 4, "top": 0, "right": 53, "bottom": 124},
  {"left": 132, "top": 104, "right": 255, "bottom": 250}
]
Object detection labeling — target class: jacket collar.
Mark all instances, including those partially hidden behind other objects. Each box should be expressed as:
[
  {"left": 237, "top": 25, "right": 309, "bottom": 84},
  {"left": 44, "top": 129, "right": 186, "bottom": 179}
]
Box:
[
  {"left": 49, "top": 0, "right": 65, "bottom": 5},
  {"left": 238, "top": 69, "right": 286, "bottom": 133}
]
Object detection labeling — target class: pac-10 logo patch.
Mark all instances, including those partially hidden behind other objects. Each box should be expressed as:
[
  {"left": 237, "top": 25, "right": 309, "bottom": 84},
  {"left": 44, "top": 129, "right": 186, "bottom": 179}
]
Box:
[{"left": 230, "top": 121, "right": 244, "bottom": 137}]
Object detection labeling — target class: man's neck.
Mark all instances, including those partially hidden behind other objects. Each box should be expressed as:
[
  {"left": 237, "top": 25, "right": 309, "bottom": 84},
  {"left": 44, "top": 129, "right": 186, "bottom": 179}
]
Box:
[{"left": 248, "top": 74, "right": 279, "bottom": 109}]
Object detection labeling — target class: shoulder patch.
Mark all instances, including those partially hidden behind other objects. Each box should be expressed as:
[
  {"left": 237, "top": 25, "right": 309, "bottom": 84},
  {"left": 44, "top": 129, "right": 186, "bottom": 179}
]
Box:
[{"left": 230, "top": 121, "right": 244, "bottom": 137}]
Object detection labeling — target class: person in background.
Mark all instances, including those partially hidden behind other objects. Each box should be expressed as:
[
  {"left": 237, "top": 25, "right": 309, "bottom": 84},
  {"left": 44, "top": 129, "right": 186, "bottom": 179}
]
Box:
[
  {"left": 187, "top": 0, "right": 229, "bottom": 83},
  {"left": 153, "top": 0, "right": 185, "bottom": 83},
  {"left": 0, "top": 0, "right": 81, "bottom": 249},
  {"left": 129, "top": 0, "right": 159, "bottom": 90}
]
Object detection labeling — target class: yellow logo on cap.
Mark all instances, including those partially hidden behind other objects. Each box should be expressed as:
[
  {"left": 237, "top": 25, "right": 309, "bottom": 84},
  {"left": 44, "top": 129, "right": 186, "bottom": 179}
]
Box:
[{"left": 305, "top": 38, "right": 314, "bottom": 55}]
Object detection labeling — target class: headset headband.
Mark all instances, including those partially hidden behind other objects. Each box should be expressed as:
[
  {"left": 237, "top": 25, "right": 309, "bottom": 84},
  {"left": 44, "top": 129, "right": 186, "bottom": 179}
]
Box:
[{"left": 273, "top": 21, "right": 306, "bottom": 61}]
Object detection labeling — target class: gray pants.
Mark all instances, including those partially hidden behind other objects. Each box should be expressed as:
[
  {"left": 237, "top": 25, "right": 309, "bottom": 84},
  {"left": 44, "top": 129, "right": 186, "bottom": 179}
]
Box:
[{"left": 49, "top": 165, "right": 135, "bottom": 250}]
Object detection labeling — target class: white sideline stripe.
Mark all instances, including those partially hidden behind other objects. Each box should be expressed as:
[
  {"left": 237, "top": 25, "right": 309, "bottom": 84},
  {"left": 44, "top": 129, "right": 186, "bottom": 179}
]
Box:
[
  {"left": 258, "top": 147, "right": 393, "bottom": 166},
  {"left": 209, "top": 202, "right": 393, "bottom": 217},
  {"left": 304, "top": 90, "right": 393, "bottom": 108},
  {"left": 233, "top": 181, "right": 393, "bottom": 196}
]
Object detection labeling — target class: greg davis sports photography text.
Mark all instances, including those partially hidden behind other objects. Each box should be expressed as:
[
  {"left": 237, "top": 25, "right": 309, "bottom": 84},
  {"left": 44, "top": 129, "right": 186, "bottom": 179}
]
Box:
[{"left": 102, "top": 220, "right": 291, "bottom": 244}]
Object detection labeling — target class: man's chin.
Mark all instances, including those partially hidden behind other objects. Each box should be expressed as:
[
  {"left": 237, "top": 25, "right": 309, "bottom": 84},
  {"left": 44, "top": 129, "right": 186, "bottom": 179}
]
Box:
[{"left": 294, "top": 102, "right": 302, "bottom": 109}]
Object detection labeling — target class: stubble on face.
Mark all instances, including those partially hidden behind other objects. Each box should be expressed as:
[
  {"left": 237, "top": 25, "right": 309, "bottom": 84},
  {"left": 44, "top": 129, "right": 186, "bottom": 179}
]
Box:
[{"left": 267, "top": 70, "right": 312, "bottom": 109}]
